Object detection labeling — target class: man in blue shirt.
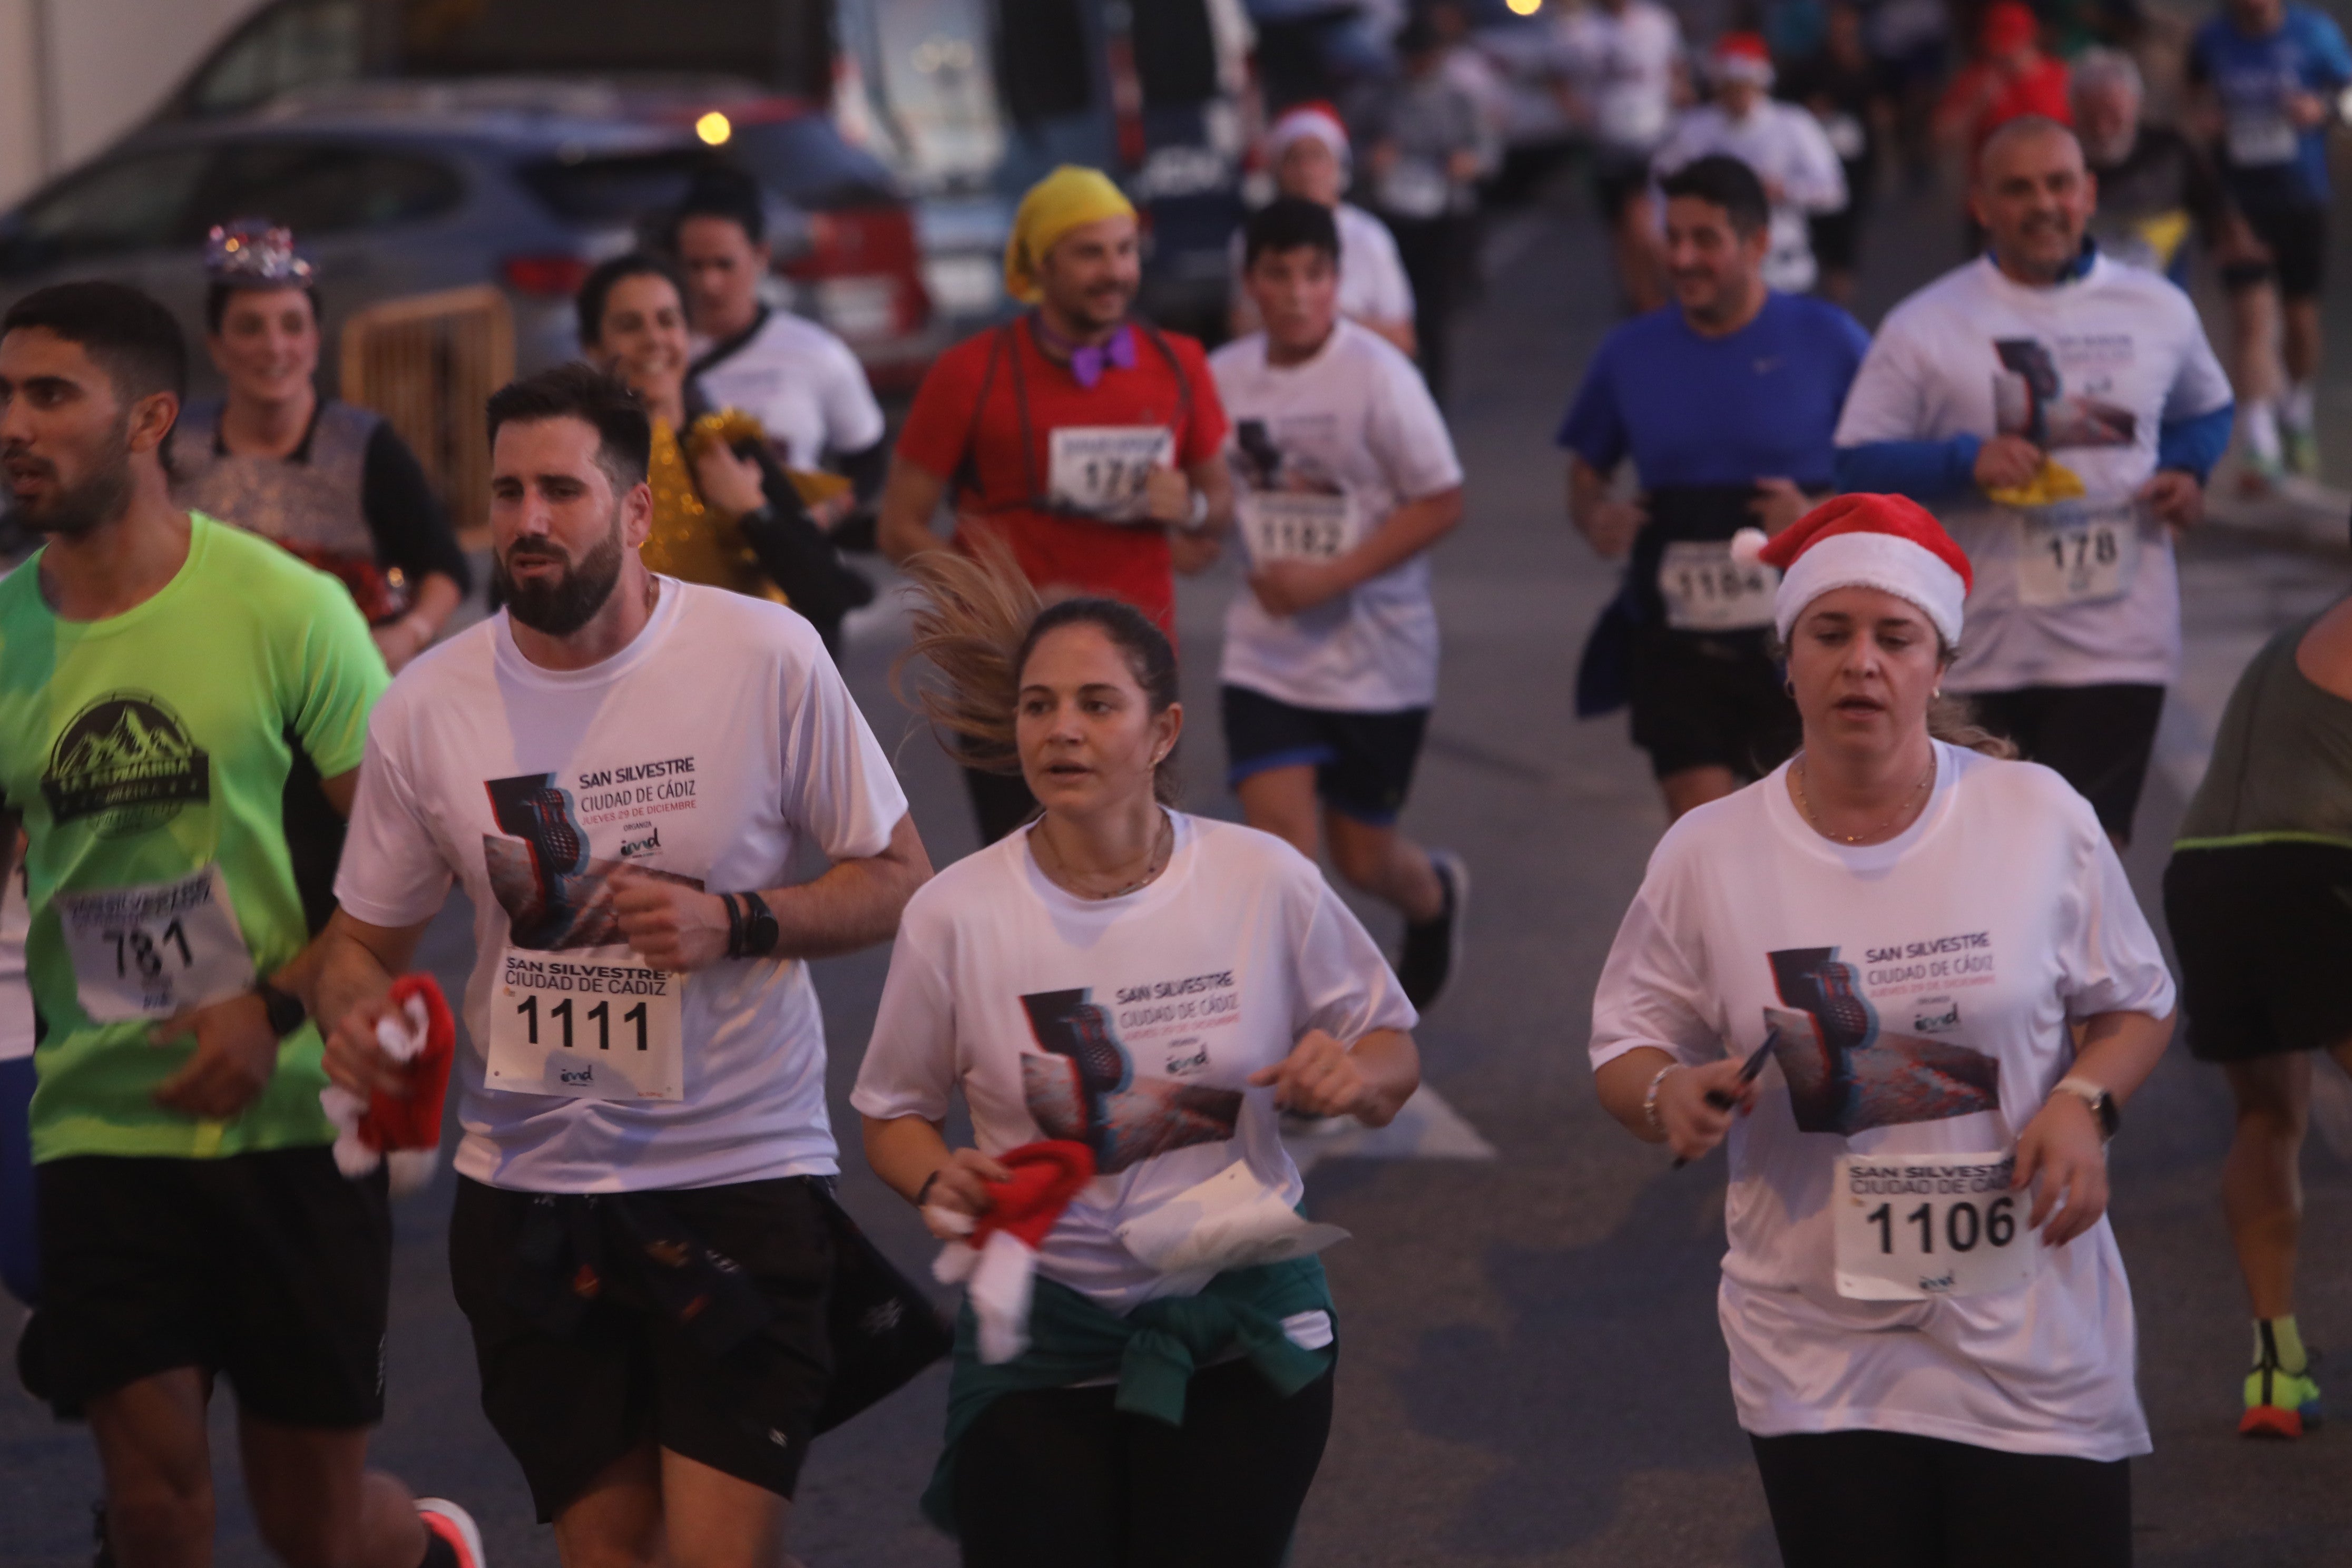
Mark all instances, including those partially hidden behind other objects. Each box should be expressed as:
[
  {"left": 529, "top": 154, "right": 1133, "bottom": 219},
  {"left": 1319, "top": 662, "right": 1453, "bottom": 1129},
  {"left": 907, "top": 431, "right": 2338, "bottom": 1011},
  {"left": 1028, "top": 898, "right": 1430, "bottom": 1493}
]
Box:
[
  {"left": 2189, "top": 0, "right": 2352, "bottom": 478},
  {"left": 1559, "top": 155, "right": 1871, "bottom": 819}
]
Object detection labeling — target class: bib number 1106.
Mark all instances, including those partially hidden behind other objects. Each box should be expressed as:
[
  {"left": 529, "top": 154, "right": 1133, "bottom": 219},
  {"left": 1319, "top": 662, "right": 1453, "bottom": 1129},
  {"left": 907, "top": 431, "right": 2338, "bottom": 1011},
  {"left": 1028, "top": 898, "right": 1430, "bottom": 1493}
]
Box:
[
  {"left": 1832, "top": 1152, "right": 2036, "bottom": 1301},
  {"left": 1861, "top": 1193, "right": 2017, "bottom": 1256}
]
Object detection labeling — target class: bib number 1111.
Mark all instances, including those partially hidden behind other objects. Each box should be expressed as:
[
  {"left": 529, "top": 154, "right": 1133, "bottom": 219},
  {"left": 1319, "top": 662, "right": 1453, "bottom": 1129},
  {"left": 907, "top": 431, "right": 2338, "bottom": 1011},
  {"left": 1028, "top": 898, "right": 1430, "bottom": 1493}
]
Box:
[{"left": 512, "top": 994, "right": 651, "bottom": 1054}]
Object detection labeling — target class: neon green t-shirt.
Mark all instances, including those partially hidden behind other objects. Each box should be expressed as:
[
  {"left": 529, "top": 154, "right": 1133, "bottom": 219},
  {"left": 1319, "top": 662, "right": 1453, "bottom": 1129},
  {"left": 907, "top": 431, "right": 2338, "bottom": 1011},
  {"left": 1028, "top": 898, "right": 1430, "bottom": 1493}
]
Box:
[{"left": 0, "top": 513, "right": 388, "bottom": 1161}]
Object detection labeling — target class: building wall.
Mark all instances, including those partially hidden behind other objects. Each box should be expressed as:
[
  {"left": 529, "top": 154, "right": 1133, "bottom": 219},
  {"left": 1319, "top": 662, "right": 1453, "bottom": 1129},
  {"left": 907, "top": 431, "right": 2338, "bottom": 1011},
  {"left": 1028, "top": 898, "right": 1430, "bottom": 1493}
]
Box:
[{"left": 0, "top": 0, "right": 264, "bottom": 205}]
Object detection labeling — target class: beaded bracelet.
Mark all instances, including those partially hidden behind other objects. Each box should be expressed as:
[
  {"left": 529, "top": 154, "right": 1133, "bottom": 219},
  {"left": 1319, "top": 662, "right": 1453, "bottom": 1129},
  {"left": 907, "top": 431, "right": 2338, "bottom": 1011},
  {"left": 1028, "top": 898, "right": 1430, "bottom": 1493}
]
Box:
[{"left": 1643, "top": 1063, "right": 1680, "bottom": 1137}]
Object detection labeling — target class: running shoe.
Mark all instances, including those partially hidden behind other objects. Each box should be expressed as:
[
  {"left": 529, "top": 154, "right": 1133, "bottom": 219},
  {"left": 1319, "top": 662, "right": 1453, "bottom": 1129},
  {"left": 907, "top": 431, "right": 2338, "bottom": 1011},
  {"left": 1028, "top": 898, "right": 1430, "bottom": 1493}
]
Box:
[
  {"left": 2242, "top": 1353, "right": 2324, "bottom": 1439},
  {"left": 2284, "top": 424, "right": 2320, "bottom": 479},
  {"left": 1397, "top": 850, "right": 1469, "bottom": 1012},
  {"left": 2237, "top": 450, "right": 2285, "bottom": 497},
  {"left": 416, "top": 1499, "right": 487, "bottom": 1568}
]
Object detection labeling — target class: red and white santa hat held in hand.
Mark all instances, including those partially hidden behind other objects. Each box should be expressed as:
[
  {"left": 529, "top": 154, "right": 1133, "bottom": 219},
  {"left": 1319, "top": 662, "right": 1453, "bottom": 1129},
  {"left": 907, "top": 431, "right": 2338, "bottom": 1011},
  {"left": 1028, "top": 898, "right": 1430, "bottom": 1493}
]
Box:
[
  {"left": 930, "top": 1140, "right": 1097, "bottom": 1364},
  {"left": 319, "top": 972, "right": 456, "bottom": 1198},
  {"left": 1710, "top": 32, "right": 1777, "bottom": 86},
  {"left": 1732, "top": 493, "right": 1974, "bottom": 648}
]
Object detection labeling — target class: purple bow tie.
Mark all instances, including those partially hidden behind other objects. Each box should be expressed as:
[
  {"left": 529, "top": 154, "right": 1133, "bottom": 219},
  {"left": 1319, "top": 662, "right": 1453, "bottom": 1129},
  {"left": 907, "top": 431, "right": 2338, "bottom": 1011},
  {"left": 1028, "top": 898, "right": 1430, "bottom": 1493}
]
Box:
[{"left": 1064, "top": 325, "right": 1138, "bottom": 388}]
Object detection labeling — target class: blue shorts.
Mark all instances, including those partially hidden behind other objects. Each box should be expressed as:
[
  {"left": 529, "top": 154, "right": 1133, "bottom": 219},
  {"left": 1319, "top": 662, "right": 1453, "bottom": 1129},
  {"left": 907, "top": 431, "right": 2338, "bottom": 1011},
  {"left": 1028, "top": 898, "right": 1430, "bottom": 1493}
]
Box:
[{"left": 1221, "top": 685, "right": 1429, "bottom": 826}]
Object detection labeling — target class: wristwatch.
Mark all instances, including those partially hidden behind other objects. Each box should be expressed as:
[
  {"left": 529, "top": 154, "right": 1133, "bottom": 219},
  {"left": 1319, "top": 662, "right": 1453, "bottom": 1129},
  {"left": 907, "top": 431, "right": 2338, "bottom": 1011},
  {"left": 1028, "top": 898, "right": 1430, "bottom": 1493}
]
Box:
[
  {"left": 255, "top": 981, "right": 308, "bottom": 1040},
  {"left": 2051, "top": 1075, "right": 2120, "bottom": 1141}
]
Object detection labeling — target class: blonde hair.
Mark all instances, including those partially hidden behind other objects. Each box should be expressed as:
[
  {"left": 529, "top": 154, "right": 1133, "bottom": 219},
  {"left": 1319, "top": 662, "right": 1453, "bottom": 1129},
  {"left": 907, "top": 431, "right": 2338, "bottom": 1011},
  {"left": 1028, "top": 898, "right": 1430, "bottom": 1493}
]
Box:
[{"left": 891, "top": 544, "right": 1187, "bottom": 800}]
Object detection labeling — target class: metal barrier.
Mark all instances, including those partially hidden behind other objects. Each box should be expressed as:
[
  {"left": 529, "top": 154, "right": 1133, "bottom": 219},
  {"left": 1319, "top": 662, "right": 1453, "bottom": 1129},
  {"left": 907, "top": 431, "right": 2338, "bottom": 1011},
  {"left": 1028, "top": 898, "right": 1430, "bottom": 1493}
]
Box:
[{"left": 339, "top": 285, "right": 514, "bottom": 550}]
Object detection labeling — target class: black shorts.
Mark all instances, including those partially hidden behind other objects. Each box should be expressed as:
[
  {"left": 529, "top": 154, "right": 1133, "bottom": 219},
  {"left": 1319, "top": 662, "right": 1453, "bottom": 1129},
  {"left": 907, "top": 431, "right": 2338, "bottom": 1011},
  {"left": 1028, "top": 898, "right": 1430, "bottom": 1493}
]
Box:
[
  {"left": 2238, "top": 200, "right": 2329, "bottom": 300},
  {"left": 1750, "top": 1430, "right": 2130, "bottom": 1568},
  {"left": 448, "top": 1174, "right": 835, "bottom": 1522},
  {"left": 1591, "top": 155, "right": 1652, "bottom": 223},
  {"left": 1963, "top": 683, "right": 2165, "bottom": 841},
  {"left": 32, "top": 1145, "right": 390, "bottom": 1426},
  {"left": 1626, "top": 626, "right": 1800, "bottom": 782},
  {"left": 1811, "top": 204, "right": 1864, "bottom": 273},
  {"left": 2165, "top": 840, "right": 2352, "bottom": 1063},
  {"left": 1221, "top": 685, "right": 1428, "bottom": 826}
]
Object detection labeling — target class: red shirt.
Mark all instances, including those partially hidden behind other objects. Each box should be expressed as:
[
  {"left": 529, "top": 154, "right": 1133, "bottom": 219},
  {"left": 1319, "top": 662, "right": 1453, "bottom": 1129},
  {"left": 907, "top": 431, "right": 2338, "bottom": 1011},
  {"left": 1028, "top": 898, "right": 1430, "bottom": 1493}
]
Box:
[
  {"left": 1942, "top": 56, "right": 2072, "bottom": 159},
  {"left": 895, "top": 316, "right": 1227, "bottom": 635}
]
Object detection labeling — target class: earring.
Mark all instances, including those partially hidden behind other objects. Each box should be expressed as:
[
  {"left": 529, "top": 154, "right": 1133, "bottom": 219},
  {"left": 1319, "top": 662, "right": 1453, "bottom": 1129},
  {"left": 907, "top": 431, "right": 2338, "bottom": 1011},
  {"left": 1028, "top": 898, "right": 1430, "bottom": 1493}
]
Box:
[{"left": 1932, "top": 688, "right": 1943, "bottom": 700}]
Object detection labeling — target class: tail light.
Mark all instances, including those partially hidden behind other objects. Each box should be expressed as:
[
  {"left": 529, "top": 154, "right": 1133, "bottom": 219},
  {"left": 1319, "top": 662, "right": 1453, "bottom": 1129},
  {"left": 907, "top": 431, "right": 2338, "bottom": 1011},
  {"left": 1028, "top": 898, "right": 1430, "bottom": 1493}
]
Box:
[
  {"left": 501, "top": 254, "right": 594, "bottom": 298},
  {"left": 781, "top": 205, "right": 933, "bottom": 341}
]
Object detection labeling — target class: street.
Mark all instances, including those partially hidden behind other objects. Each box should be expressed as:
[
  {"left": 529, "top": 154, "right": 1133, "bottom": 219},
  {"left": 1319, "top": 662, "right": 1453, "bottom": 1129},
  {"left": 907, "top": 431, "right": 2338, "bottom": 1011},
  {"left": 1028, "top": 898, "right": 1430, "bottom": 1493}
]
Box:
[{"left": 8, "top": 160, "right": 2352, "bottom": 1568}]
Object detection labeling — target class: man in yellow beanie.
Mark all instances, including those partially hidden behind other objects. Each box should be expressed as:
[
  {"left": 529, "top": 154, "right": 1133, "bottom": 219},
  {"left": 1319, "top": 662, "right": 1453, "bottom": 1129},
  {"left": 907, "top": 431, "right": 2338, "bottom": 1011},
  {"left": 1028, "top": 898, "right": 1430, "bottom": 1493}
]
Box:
[{"left": 879, "top": 165, "right": 1234, "bottom": 844}]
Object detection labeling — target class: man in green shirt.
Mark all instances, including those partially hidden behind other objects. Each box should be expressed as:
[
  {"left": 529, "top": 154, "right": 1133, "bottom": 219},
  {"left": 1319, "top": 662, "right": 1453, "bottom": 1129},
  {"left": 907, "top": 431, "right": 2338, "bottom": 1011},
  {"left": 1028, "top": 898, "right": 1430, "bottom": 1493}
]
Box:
[{"left": 0, "top": 282, "right": 483, "bottom": 1568}]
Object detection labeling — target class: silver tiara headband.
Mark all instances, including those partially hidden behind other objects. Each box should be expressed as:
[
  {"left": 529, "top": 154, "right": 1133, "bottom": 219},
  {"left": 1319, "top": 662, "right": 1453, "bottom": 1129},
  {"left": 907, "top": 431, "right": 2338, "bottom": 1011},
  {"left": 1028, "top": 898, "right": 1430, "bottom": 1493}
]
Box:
[{"left": 205, "top": 220, "right": 316, "bottom": 285}]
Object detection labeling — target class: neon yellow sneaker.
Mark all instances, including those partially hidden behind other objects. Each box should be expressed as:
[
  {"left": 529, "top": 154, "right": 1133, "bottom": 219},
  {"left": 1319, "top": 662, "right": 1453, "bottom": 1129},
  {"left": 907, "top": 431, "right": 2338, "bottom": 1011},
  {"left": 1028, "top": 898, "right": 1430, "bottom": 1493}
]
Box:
[{"left": 2242, "top": 1356, "right": 2323, "bottom": 1438}]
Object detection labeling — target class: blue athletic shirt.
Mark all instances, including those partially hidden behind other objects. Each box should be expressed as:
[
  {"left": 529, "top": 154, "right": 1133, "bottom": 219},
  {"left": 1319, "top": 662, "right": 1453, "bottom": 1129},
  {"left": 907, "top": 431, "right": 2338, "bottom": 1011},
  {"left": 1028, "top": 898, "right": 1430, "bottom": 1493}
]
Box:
[
  {"left": 2189, "top": 4, "right": 2352, "bottom": 204},
  {"left": 1556, "top": 291, "right": 1872, "bottom": 488}
]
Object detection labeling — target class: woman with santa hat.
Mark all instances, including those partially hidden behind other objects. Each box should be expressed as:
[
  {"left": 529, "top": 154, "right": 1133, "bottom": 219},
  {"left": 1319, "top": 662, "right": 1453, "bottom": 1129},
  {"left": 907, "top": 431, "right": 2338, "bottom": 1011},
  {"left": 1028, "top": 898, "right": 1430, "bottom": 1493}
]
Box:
[
  {"left": 1228, "top": 101, "right": 1418, "bottom": 357},
  {"left": 1588, "top": 494, "right": 2174, "bottom": 1566},
  {"left": 852, "top": 548, "right": 1420, "bottom": 1566}
]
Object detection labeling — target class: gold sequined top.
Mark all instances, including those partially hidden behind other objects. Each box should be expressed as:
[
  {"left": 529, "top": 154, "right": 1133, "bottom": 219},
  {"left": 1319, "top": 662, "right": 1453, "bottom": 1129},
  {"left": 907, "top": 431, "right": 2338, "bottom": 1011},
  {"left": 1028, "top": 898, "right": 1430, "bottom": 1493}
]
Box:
[{"left": 639, "top": 409, "right": 788, "bottom": 606}]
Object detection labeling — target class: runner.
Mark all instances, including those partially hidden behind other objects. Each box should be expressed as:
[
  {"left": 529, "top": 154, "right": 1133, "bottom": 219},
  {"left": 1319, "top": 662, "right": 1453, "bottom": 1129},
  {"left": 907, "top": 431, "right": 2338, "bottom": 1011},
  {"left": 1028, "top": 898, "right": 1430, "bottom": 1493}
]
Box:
[
  {"left": 878, "top": 165, "right": 1231, "bottom": 845},
  {"left": 2163, "top": 589, "right": 2352, "bottom": 1437},
  {"left": 1357, "top": 17, "right": 1491, "bottom": 404},
  {"left": 1228, "top": 103, "right": 1418, "bottom": 357},
  {"left": 177, "top": 221, "right": 471, "bottom": 674},
  {"left": 1, "top": 848, "right": 29, "bottom": 1309},
  {"left": 1650, "top": 33, "right": 1848, "bottom": 296},
  {"left": 1560, "top": 154, "right": 1870, "bottom": 821},
  {"left": 1554, "top": 0, "right": 1688, "bottom": 312},
  {"left": 1781, "top": 1, "right": 1881, "bottom": 306},
  {"left": 2188, "top": 0, "right": 2352, "bottom": 481},
  {"left": 2072, "top": 49, "right": 2248, "bottom": 289},
  {"left": 671, "top": 168, "right": 890, "bottom": 524},
  {"left": 1590, "top": 493, "right": 2175, "bottom": 1568},
  {"left": 309, "top": 362, "right": 930, "bottom": 1564},
  {"left": 579, "top": 251, "right": 870, "bottom": 655},
  {"left": 1213, "top": 197, "right": 1469, "bottom": 1012},
  {"left": 176, "top": 219, "right": 476, "bottom": 936},
  {"left": 1935, "top": 3, "right": 2073, "bottom": 181},
  {"left": 0, "top": 281, "right": 483, "bottom": 1567},
  {"left": 855, "top": 546, "right": 1419, "bottom": 1564},
  {"left": 1834, "top": 116, "right": 2235, "bottom": 848}
]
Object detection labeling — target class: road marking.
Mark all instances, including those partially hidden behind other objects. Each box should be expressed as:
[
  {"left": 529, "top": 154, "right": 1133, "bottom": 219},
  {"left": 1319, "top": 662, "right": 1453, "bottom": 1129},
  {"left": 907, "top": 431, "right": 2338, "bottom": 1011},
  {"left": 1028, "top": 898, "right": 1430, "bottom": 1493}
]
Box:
[{"left": 1283, "top": 1084, "right": 1497, "bottom": 1174}]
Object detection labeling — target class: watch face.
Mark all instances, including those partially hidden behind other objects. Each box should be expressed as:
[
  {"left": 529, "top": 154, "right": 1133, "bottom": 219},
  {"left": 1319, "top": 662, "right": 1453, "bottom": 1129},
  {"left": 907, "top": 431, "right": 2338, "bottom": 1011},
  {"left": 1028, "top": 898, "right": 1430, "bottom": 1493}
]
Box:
[{"left": 2094, "top": 1093, "right": 2120, "bottom": 1139}]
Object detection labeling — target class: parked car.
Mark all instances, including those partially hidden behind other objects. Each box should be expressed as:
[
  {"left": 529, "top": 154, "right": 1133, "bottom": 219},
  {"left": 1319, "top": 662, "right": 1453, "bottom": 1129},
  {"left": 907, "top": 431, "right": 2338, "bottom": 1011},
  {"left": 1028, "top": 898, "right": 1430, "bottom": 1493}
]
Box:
[{"left": 0, "top": 82, "right": 940, "bottom": 394}]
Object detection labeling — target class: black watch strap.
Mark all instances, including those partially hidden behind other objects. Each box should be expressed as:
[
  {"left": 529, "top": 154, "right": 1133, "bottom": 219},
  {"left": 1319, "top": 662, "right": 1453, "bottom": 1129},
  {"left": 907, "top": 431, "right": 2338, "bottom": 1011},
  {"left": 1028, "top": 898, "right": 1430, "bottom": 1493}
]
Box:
[
  {"left": 256, "top": 982, "right": 307, "bottom": 1040},
  {"left": 739, "top": 890, "right": 780, "bottom": 958}
]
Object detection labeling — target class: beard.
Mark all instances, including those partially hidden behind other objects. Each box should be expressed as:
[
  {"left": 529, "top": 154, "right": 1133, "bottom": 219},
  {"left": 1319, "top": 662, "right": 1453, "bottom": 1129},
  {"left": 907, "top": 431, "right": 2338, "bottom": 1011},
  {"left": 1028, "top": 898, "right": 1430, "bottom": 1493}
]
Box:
[
  {"left": 7, "top": 416, "right": 133, "bottom": 540},
  {"left": 494, "top": 513, "right": 626, "bottom": 636}
]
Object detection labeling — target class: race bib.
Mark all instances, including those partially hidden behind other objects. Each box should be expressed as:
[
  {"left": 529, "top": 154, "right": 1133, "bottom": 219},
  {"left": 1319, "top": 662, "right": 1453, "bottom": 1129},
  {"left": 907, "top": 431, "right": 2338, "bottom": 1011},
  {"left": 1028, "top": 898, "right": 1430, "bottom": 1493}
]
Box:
[
  {"left": 2014, "top": 500, "right": 2141, "bottom": 607},
  {"left": 1832, "top": 1152, "right": 2036, "bottom": 1301},
  {"left": 2227, "top": 112, "right": 2299, "bottom": 166},
  {"left": 1048, "top": 426, "right": 1175, "bottom": 523},
  {"left": 55, "top": 865, "right": 255, "bottom": 1023},
  {"left": 1242, "top": 488, "right": 1355, "bottom": 564},
  {"left": 486, "top": 947, "right": 684, "bottom": 1102},
  {"left": 1658, "top": 540, "right": 1779, "bottom": 631}
]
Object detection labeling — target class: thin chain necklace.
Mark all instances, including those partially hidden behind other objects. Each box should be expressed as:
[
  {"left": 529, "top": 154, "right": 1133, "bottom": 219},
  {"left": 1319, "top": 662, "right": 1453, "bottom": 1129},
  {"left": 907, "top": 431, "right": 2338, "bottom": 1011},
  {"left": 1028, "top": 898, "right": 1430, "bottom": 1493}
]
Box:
[
  {"left": 1793, "top": 752, "right": 1935, "bottom": 845},
  {"left": 1033, "top": 810, "right": 1174, "bottom": 899}
]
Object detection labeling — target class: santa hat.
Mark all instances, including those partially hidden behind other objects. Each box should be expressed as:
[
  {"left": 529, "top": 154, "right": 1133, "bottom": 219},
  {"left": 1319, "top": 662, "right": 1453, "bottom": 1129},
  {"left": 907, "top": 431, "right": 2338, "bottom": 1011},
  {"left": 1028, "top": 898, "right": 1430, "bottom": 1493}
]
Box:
[
  {"left": 1266, "top": 102, "right": 1352, "bottom": 171},
  {"left": 1731, "top": 494, "right": 1973, "bottom": 646},
  {"left": 1711, "top": 33, "right": 1776, "bottom": 87},
  {"left": 1981, "top": 1, "right": 2039, "bottom": 53},
  {"left": 930, "top": 1140, "right": 1097, "bottom": 1364},
  {"left": 318, "top": 973, "right": 456, "bottom": 1199}
]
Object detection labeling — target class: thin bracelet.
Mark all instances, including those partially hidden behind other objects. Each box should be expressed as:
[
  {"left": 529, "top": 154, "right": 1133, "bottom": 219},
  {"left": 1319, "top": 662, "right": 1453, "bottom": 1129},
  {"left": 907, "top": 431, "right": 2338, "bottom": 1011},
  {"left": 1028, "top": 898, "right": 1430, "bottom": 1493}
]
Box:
[
  {"left": 719, "top": 892, "right": 744, "bottom": 959},
  {"left": 1642, "top": 1063, "right": 1680, "bottom": 1137},
  {"left": 915, "top": 1168, "right": 943, "bottom": 1208}
]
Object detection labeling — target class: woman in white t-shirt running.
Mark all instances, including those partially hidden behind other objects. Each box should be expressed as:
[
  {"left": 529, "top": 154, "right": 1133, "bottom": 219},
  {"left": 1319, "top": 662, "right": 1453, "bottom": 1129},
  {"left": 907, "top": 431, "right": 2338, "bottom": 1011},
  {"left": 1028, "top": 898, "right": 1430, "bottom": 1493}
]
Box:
[
  {"left": 854, "top": 550, "right": 1419, "bottom": 1567},
  {"left": 1589, "top": 494, "right": 2176, "bottom": 1568}
]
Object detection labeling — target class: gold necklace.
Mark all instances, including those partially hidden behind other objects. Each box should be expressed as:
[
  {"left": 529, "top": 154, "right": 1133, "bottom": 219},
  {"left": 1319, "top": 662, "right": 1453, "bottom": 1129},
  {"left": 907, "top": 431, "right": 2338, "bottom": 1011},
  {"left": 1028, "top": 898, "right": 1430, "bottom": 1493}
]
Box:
[
  {"left": 1793, "top": 753, "right": 1935, "bottom": 845},
  {"left": 1034, "top": 811, "right": 1173, "bottom": 899}
]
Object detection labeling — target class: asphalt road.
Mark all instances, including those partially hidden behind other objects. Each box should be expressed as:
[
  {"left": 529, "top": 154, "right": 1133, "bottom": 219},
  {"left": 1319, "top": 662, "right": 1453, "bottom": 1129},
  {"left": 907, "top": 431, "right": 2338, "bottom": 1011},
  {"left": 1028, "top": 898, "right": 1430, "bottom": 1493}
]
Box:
[{"left": 10, "top": 153, "right": 2352, "bottom": 1568}]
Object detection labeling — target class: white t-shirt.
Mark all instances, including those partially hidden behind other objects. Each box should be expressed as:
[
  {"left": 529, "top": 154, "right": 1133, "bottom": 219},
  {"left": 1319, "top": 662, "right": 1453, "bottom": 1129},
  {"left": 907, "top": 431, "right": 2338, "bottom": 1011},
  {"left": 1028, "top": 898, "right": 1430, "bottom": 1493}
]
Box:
[
  {"left": 334, "top": 579, "right": 908, "bottom": 1193},
  {"left": 1228, "top": 202, "right": 1417, "bottom": 330},
  {"left": 851, "top": 813, "right": 1416, "bottom": 1313},
  {"left": 1651, "top": 101, "right": 1848, "bottom": 293},
  {"left": 690, "top": 308, "right": 888, "bottom": 470},
  {"left": 1210, "top": 320, "right": 1465, "bottom": 712},
  {"left": 1555, "top": 1, "right": 1685, "bottom": 157},
  {"left": 1589, "top": 743, "right": 2175, "bottom": 1461},
  {"left": 1833, "top": 254, "right": 2234, "bottom": 691}
]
